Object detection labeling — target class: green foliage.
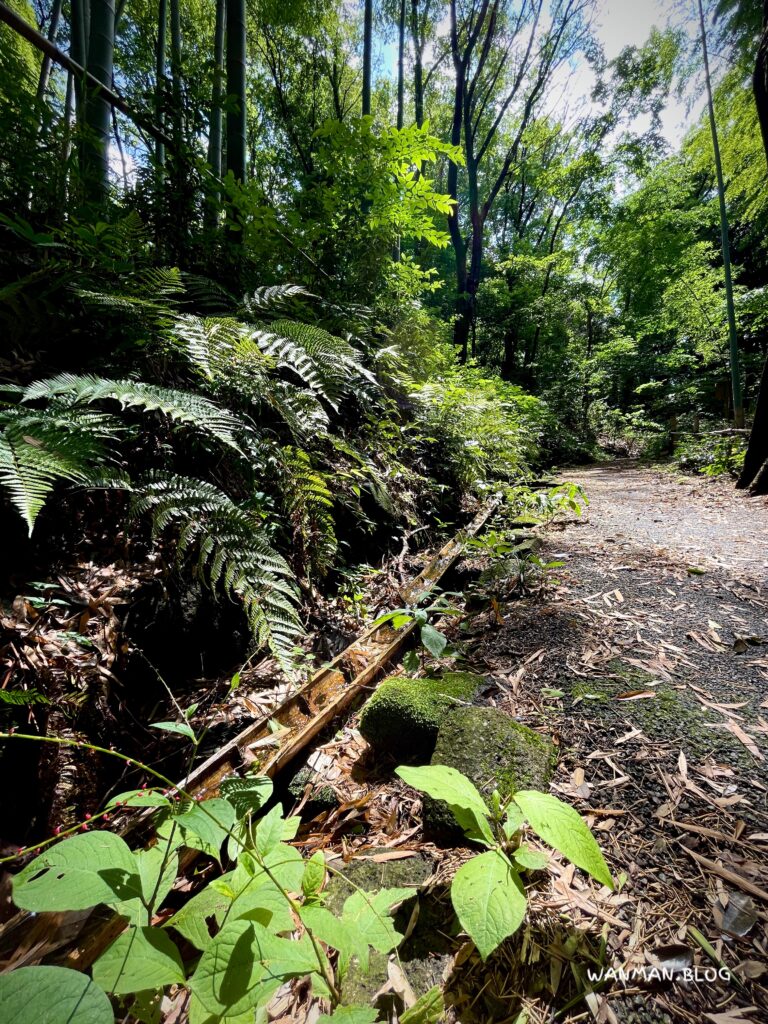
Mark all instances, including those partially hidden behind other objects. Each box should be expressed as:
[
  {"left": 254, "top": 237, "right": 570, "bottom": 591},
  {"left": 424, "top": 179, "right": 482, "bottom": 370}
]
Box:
[
  {"left": 396, "top": 764, "right": 613, "bottom": 960},
  {"left": 5, "top": 760, "right": 419, "bottom": 1023},
  {"left": 132, "top": 474, "right": 302, "bottom": 672},
  {"left": 674, "top": 433, "right": 747, "bottom": 477}
]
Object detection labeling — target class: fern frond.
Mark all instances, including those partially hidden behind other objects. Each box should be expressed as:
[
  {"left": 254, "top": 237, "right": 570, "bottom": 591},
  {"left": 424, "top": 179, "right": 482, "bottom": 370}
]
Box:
[
  {"left": 280, "top": 447, "right": 337, "bottom": 579},
  {"left": 182, "top": 274, "right": 237, "bottom": 313},
  {"left": 254, "top": 320, "right": 378, "bottom": 410},
  {"left": 0, "top": 406, "right": 120, "bottom": 534},
  {"left": 132, "top": 474, "right": 302, "bottom": 671},
  {"left": 23, "top": 374, "right": 245, "bottom": 452},
  {"left": 241, "top": 284, "right": 315, "bottom": 318}
]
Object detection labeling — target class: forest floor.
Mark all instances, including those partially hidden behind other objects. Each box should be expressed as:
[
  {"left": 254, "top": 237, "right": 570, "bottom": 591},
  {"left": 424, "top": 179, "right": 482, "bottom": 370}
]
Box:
[
  {"left": 278, "top": 461, "right": 768, "bottom": 1024},
  {"left": 456, "top": 461, "right": 768, "bottom": 1023}
]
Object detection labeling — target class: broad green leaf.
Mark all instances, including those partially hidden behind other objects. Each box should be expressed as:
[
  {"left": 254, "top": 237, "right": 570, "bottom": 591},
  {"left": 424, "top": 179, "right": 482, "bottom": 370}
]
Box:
[
  {"left": 301, "top": 851, "right": 326, "bottom": 897},
  {"left": 114, "top": 843, "right": 179, "bottom": 925},
  {"left": 502, "top": 805, "right": 525, "bottom": 838},
  {"left": 396, "top": 764, "right": 494, "bottom": 845},
  {"left": 396, "top": 765, "right": 487, "bottom": 820},
  {"left": 339, "top": 887, "right": 413, "bottom": 970},
  {"left": 13, "top": 832, "right": 140, "bottom": 912},
  {"left": 0, "top": 965, "right": 113, "bottom": 1024},
  {"left": 450, "top": 850, "right": 526, "bottom": 960},
  {"left": 107, "top": 789, "right": 171, "bottom": 808},
  {"left": 161, "top": 798, "right": 235, "bottom": 861},
  {"left": 400, "top": 986, "right": 445, "bottom": 1024},
  {"left": 300, "top": 904, "right": 358, "bottom": 967},
  {"left": 190, "top": 920, "right": 314, "bottom": 1018},
  {"left": 512, "top": 846, "right": 549, "bottom": 871},
  {"left": 419, "top": 623, "right": 447, "bottom": 657},
  {"left": 167, "top": 881, "right": 233, "bottom": 950},
  {"left": 151, "top": 720, "right": 196, "bottom": 741},
  {"left": 220, "top": 775, "right": 273, "bottom": 818},
  {"left": 318, "top": 1007, "right": 378, "bottom": 1024},
  {"left": 189, "top": 920, "right": 269, "bottom": 1017},
  {"left": 254, "top": 804, "right": 285, "bottom": 856},
  {"left": 512, "top": 791, "right": 613, "bottom": 889},
  {"left": 92, "top": 925, "right": 185, "bottom": 995}
]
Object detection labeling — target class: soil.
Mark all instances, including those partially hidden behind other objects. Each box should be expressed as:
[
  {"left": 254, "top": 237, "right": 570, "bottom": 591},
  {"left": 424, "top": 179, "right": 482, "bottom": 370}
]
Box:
[{"left": 460, "top": 461, "right": 768, "bottom": 1022}]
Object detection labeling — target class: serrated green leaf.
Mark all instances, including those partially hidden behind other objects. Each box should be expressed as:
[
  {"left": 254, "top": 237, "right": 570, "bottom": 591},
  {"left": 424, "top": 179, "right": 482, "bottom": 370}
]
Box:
[
  {"left": 318, "top": 1007, "right": 379, "bottom": 1024},
  {"left": 450, "top": 850, "right": 526, "bottom": 960},
  {"left": 512, "top": 846, "right": 549, "bottom": 871},
  {"left": 419, "top": 623, "right": 447, "bottom": 657},
  {"left": 220, "top": 775, "right": 273, "bottom": 818},
  {"left": 339, "top": 887, "right": 413, "bottom": 970},
  {"left": 13, "top": 832, "right": 140, "bottom": 912},
  {"left": 92, "top": 925, "right": 185, "bottom": 995},
  {"left": 302, "top": 851, "right": 326, "bottom": 897},
  {"left": 396, "top": 764, "right": 494, "bottom": 846},
  {"left": 151, "top": 720, "right": 196, "bottom": 741},
  {"left": 0, "top": 965, "right": 113, "bottom": 1024},
  {"left": 512, "top": 791, "right": 613, "bottom": 889},
  {"left": 400, "top": 985, "right": 444, "bottom": 1024}
]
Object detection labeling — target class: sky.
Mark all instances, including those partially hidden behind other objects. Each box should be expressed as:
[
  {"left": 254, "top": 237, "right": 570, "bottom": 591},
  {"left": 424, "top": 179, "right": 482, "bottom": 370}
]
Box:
[{"left": 589, "top": 0, "right": 705, "bottom": 147}]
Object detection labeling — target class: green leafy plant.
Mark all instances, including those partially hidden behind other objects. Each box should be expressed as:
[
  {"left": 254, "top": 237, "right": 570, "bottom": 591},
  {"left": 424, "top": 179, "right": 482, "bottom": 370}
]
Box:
[
  {"left": 371, "top": 595, "right": 461, "bottom": 664},
  {"left": 0, "top": 732, "right": 440, "bottom": 1024},
  {"left": 396, "top": 764, "right": 613, "bottom": 960}
]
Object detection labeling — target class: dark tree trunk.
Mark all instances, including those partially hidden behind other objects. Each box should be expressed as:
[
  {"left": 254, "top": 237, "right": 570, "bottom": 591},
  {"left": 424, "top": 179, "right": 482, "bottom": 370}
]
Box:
[
  {"left": 410, "top": 0, "right": 423, "bottom": 126},
  {"left": 396, "top": 0, "right": 405, "bottom": 128},
  {"left": 737, "top": 352, "right": 768, "bottom": 493},
  {"left": 226, "top": 0, "right": 247, "bottom": 182},
  {"left": 362, "top": 0, "right": 372, "bottom": 116},
  {"left": 738, "top": 1, "right": 768, "bottom": 493}
]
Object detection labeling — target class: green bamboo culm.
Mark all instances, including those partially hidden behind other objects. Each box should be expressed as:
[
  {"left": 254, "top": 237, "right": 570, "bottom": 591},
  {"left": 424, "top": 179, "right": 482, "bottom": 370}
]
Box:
[
  {"left": 697, "top": 0, "right": 744, "bottom": 428},
  {"left": 225, "top": 0, "right": 246, "bottom": 183},
  {"left": 82, "top": 0, "right": 115, "bottom": 202}
]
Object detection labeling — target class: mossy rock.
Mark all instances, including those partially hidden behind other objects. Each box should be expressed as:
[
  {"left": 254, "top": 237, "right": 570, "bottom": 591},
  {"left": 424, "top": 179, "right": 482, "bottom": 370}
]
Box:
[
  {"left": 358, "top": 672, "right": 483, "bottom": 763},
  {"left": 325, "top": 853, "right": 446, "bottom": 1015},
  {"left": 286, "top": 765, "right": 338, "bottom": 818},
  {"left": 424, "top": 706, "right": 555, "bottom": 840}
]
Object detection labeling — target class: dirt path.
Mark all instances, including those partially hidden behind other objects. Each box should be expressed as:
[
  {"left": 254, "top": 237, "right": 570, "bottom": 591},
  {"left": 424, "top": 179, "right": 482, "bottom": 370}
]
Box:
[
  {"left": 562, "top": 461, "right": 768, "bottom": 583},
  {"left": 464, "top": 462, "right": 768, "bottom": 1022}
]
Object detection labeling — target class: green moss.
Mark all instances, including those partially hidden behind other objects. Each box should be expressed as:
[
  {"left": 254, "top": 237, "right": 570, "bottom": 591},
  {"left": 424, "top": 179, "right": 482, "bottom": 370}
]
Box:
[
  {"left": 424, "top": 706, "right": 555, "bottom": 840},
  {"left": 358, "top": 671, "right": 482, "bottom": 762}
]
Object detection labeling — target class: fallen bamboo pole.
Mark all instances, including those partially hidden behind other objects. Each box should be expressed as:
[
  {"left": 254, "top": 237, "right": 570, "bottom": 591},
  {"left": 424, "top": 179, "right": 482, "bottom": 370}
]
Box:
[{"left": 0, "top": 497, "right": 499, "bottom": 970}]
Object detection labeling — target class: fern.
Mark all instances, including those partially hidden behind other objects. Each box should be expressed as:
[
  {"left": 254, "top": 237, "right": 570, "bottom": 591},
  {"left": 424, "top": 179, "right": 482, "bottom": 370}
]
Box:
[
  {"left": 23, "top": 374, "right": 245, "bottom": 452},
  {"left": 0, "top": 405, "right": 121, "bottom": 534},
  {"left": 241, "top": 284, "right": 315, "bottom": 318},
  {"left": 254, "top": 320, "right": 378, "bottom": 410},
  {"left": 132, "top": 474, "right": 302, "bottom": 672},
  {"left": 280, "top": 447, "right": 337, "bottom": 580}
]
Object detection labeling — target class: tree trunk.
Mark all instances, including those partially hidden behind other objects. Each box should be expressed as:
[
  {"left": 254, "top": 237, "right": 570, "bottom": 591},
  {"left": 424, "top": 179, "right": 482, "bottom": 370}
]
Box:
[
  {"left": 225, "top": 0, "right": 246, "bottom": 182},
  {"left": 70, "top": 0, "right": 88, "bottom": 117},
  {"left": 36, "top": 0, "right": 62, "bottom": 102},
  {"left": 737, "top": 352, "right": 768, "bottom": 493},
  {"left": 737, "top": 0, "right": 768, "bottom": 493},
  {"left": 362, "top": 0, "right": 372, "bottom": 116},
  {"left": 698, "top": 0, "right": 744, "bottom": 427},
  {"left": 754, "top": 0, "right": 768, "bottom": 169},
  {"left": 82, "top": 0, "right": 115, "bottom": 202},
  {"left": 396, "top": 0, "right": 405, "bottom": 129},
  {"left": 154, "top": 0, "right": 167, "bottom": 168},
  {"left": 205, "top": 0, "right": 225, "bottom": 229},
  {"left": 410, "top": 0, "right": 423, "bottom": 126},
  {"left": 169, "top": 0, "right": 181, "bottom": 145}
]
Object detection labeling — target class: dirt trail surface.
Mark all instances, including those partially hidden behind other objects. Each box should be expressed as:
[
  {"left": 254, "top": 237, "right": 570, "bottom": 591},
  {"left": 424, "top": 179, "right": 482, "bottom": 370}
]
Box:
[
  {"left": 565, "top": 461, "right": 768, "bottom": 583},
  {"left": 463, "top": 462, "right": 768, "bottom": 1023}
]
